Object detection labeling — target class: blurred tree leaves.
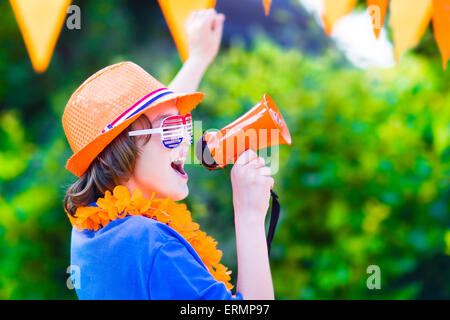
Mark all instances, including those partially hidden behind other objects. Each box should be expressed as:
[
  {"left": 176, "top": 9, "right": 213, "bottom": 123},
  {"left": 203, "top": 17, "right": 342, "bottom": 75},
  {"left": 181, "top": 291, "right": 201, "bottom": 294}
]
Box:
[
  {"left": 196, "top": 38, "right": 450, "bottom": 299},
  {"left": 0, "top": 112, "right": 33, "bottom": 180}
]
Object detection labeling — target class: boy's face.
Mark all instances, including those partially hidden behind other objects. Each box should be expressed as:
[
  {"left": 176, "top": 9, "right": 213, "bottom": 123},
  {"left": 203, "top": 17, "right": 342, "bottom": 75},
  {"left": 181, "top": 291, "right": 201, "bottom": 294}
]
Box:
[{"left": 126, "top": 100, "right": 191, "bottom": 201}]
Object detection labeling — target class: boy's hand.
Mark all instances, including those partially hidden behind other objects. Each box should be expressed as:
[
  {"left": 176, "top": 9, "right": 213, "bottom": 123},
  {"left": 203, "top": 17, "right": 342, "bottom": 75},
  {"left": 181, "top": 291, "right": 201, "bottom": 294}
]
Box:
[
  {"left": 186, "top": 9, "right": 225, "bottom": 68},
  {"left": 231, "top": 149, "right": 274, "bottom": 225}
]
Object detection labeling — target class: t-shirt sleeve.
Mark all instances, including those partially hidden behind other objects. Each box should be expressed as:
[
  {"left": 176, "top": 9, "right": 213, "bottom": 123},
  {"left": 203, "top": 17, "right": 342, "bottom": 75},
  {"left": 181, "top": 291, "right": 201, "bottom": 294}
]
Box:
[{"left": 148, "top": 238, "right": 243, "bottom": 300}]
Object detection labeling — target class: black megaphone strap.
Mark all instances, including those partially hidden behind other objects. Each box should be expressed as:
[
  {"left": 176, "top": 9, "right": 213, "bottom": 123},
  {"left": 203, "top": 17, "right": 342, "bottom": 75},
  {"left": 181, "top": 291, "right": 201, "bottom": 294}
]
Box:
[{"left": 267, "top": 190, "right": 280, "bottom": 257}]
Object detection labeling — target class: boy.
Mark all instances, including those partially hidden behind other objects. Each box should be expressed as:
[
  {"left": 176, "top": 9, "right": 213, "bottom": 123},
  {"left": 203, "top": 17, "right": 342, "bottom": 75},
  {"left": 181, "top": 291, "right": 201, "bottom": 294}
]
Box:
[{"left": 63, "top": 9, "right": 274, "bottom": 299}]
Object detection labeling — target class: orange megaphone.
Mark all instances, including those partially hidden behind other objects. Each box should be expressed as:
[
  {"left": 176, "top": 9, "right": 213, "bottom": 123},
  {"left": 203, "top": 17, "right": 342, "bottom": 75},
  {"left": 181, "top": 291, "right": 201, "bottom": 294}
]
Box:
[{"left": 195, "top": 94, "right": 292, "bottom": 169}]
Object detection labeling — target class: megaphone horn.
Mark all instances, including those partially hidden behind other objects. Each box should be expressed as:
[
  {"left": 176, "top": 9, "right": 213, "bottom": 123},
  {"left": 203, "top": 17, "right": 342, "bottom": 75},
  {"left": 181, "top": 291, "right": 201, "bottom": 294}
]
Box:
[{"left": 195, "top": 94, "right": 292, "bottom": 169}]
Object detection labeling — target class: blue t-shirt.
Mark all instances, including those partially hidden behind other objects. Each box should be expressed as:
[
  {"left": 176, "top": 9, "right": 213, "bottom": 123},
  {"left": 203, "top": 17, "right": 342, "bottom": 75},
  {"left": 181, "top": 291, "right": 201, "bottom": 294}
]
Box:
[{"left": 71, "top": 214, "right": 243, "bottom": 300}]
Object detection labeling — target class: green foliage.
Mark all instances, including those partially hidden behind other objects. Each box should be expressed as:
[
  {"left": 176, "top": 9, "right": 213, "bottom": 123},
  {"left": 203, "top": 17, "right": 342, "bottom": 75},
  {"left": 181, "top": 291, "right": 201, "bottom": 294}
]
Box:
[
  {"left": 195, "top": 38, "right": 450, "bottom": 299},
  {"left": 0, "top": 112, "right": 33, "bottom": 180}
]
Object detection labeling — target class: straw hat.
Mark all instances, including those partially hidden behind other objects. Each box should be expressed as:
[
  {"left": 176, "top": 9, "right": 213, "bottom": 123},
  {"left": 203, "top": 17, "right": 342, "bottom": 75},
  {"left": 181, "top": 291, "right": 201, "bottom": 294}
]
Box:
[{"left": 62, "top": 61, "right": 204, "bottom": 177}]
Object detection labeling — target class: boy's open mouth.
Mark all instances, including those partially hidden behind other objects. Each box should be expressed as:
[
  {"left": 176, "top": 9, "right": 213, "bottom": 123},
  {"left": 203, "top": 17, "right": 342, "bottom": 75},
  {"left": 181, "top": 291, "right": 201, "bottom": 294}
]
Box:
[{"left": 171, "top": 159, "right": 187, "bottom": 179}]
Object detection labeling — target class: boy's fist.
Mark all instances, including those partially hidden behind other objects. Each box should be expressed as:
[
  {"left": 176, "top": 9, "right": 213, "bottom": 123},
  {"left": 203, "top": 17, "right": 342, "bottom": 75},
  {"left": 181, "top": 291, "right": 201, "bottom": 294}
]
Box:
[
  {"left": 186, "top": 9, "right": 225, "bottom": 66},
  {"left": 231, "top": 149, "right": 274, "bottom": 225}
]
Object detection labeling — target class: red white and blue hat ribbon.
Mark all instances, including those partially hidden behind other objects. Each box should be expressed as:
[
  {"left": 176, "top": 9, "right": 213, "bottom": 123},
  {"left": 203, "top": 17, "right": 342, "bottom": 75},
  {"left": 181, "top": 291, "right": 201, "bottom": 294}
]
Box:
[{"left": 101, "top": 88, "right": 174, "bottom": 134}]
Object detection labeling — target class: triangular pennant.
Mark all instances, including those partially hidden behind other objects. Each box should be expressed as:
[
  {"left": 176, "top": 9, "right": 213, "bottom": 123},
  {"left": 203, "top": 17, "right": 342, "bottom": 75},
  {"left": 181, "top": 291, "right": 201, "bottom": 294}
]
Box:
[
  {"left": 389, "top": 0, "right": 433, "bottom": 62},
  {"left": 432, "top": 0, "right": 450, "bottom": 69},
  {"left": 322, "top": 0, "right": 358, "bottom": 35},
  {"left": 10, "top": 0, "right": 71, "bottom": 73},
  {"left": 367, "top": 0, "right": 389, "bottom": 39},
  {"left": 263, "top": 0, "right": 272, "bottom": 16},
  {"left": 158, "top": 0, "right": 216, "bottom": 62}
]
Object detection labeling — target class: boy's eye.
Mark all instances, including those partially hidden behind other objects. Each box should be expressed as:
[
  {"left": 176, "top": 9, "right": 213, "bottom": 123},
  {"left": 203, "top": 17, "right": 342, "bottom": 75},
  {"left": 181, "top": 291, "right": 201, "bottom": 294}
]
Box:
[
  {"left": 160, "top": 113, "right": 193, "bottom": 139},
  {"left": 162, "top": 124, "right": 183, "bottom": 132}
]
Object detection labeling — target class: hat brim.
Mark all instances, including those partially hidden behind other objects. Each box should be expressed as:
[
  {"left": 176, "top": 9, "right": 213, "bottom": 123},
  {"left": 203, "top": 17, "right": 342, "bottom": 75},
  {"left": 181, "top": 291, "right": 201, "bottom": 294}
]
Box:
[{"left": 66, "top": 91, "right": 204, "bottom": 177}]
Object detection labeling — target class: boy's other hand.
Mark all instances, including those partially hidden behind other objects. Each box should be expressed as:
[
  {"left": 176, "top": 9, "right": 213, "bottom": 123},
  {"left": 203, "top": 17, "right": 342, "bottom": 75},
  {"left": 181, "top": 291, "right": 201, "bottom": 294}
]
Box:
[{"left": 186, "top": 9, "right": 225, "bottom": 68}]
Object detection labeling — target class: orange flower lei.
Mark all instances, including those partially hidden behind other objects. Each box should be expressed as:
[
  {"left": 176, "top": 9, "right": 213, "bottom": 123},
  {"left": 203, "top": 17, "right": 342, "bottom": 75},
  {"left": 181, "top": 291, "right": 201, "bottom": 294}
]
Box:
[{"left": 67, "top": 185, "right": 233, "bottom": 290}]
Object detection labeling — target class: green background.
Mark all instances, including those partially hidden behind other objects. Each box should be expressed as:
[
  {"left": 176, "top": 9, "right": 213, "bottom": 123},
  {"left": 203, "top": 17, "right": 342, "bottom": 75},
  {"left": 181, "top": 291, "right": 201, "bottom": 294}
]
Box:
[{"left": 0, "top": 0, "right": 449, "bottom": 299}]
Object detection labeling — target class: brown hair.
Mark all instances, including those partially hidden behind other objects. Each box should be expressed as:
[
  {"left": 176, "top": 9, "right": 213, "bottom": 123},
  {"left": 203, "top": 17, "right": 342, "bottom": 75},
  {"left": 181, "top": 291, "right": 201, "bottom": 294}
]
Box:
[{"left": 64, "top": 115, "right": 152, "bottom": 217}]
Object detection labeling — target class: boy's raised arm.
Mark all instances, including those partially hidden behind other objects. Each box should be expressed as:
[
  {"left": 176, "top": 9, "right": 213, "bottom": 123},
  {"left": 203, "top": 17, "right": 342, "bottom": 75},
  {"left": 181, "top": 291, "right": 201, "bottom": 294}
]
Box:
[{"left": 169, "top": 9, "right": 225, "bottom": 93}]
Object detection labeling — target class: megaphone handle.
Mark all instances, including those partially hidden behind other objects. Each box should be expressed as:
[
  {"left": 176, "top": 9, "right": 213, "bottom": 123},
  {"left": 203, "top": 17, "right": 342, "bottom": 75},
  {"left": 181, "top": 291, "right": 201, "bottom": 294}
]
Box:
[{"left": 267, "top": 190, "right": 280, "bottom": 257}]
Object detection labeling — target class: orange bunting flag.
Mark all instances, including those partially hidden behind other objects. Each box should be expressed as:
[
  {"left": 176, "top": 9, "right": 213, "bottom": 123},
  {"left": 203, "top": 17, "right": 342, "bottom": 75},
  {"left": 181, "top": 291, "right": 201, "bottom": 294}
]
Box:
[
  {"left": 10, "top": 0, "right": 71, "bottom": 73},
  {"left": 158, "top": 0, "right": 216, "bottom": 62},
  {"left": 367, "top": 0, "right": 389, "bottom": 39},
  {"left": 322, "top": 0, "right": 358, "bottom": 35},
  {"left": 263, "top": 0, "right": 272, "bottom": 16},
  {"left": 432, "top": 0, "right": 450, "bottom": 69},
  {"left": 389, "top": 0, "right": 433, "bottom": 62}
]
